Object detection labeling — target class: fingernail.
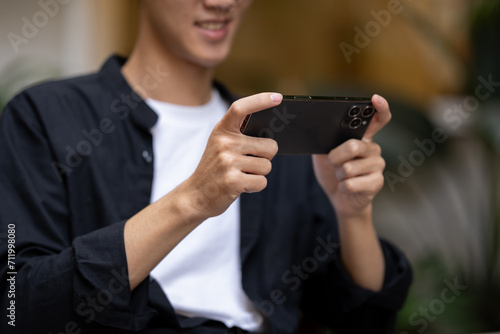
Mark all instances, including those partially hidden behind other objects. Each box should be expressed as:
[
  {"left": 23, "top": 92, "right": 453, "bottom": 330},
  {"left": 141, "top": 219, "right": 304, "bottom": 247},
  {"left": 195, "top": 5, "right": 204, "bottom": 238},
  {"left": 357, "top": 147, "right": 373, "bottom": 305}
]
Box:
[
  {"left": 270, "top": 93, "right": 283, "bottom": 103},
  {"left": 375, "top": 94, "right": 384, "bottom": 105}
]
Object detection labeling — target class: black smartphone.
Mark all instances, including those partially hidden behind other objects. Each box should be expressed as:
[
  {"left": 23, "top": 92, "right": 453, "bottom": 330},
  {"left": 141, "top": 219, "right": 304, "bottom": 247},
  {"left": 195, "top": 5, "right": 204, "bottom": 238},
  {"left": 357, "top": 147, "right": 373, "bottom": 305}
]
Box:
[{"left": 240, "top": 95, "right": 376, "bottom": 154}]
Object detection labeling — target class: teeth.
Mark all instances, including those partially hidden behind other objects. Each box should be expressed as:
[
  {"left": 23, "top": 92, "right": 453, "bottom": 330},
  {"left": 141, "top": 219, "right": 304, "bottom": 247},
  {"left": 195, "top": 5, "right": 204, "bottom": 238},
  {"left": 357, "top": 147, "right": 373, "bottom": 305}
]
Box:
[{"left": 198, "top": 22, "right": 225, "bottom": 30}]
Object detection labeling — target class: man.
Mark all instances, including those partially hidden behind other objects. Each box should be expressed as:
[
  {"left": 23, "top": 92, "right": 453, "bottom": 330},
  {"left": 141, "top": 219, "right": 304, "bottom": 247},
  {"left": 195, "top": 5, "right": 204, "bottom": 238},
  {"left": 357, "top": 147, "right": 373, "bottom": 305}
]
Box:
[{"left": 0, "top": 1, "right": 411, "bottom": 333}]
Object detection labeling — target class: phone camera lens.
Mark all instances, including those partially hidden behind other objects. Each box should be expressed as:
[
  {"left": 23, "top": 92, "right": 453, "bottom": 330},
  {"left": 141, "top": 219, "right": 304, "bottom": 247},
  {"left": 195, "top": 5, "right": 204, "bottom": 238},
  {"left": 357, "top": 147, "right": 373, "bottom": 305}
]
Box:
[
  {"left": 348, "top": 106, "right": 361, "bottom": 118},
  {"left": 362, "top": 106, "right": 375, "bottom": 118},
  {"left": 349, "top": 118, "right": 362, "bottom": 129}
]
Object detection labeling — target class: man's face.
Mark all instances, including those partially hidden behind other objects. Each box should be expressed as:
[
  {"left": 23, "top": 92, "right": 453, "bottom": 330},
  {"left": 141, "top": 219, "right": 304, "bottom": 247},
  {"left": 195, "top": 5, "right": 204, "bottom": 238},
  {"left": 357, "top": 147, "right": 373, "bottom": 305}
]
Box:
[{"left": 140, "top": 0, "right": 252, "bottom": 68}]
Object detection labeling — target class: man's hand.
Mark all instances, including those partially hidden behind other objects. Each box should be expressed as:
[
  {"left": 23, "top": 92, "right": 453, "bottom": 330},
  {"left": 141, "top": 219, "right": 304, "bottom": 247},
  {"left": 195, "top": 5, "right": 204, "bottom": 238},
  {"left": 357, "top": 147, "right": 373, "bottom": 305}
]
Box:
[
  {"left": 180, "top": 93, "right": 282, "bottom": 220},
  {"left": 312, "top": 94, "right": 391, "bottom": 218},
  {"left": 311, "top": 94, "right": 391, "bottom": 292},
  {"left": 125, "top": 93, "right": 281, "bottom": 290}
]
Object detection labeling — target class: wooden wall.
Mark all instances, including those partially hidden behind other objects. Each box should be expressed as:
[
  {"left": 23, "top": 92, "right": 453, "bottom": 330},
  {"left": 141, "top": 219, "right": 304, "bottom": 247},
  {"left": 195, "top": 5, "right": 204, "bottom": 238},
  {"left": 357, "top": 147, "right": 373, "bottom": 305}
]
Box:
[
  {"left": 93, "top": 0, "right": 472, "bottom": 110},
  {"left": 216, "top": 0, "right": 472, "bottom": 109}
]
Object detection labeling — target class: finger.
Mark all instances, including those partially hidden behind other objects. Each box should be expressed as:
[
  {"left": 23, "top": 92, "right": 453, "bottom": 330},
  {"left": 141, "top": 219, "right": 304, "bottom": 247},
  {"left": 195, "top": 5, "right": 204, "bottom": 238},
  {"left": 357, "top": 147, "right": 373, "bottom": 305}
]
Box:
[
  {"left": 207, "top": 129, "right": 277, "bottom": 161},
  {"left": 328, "top": 140, "right": 382, "bottom": 166},
  {"left": 239, "top": 173, "right": 269, "bottom": 193},
  {"left": 219, "top": 93, "right": 283, "bottom": 132},
  {"left": 363, "top": 94, "right": 392, "bottom": 141},
  {"left": 336, "top": 155, "right": 386, "bottom": 182},
  {"left": 312, "top": 154, "right": 330, "bottom": 170},
  {"left": 238, "top": 155, "right": 273, "bottom": 175},
  {"left": 240, "top": 136, "right": 278, "bottom": 161},
  {"left": 338, "top": 172, "right": 385, "bottom": 195}
]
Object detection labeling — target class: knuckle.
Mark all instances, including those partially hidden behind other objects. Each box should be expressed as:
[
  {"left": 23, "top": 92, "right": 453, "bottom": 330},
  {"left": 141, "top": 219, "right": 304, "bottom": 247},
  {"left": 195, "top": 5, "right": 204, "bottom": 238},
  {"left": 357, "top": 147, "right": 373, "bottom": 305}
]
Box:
[
  {"left": 378, "top": 157, "right": 386, "bottom": 170},
  {"left": 242, "top": 175, "right": 268, "bottom": 193},
  {"left": 262, "top": 159, "right": 273, "bottom": 175},
  {"left": 371, "top": 143, "right": 382, "bottom": 155},
  {"left": 255, "top": 138, "right": 278, "bottom": 158},
  {"left": 218, "top": 151, "right": 235, "bottom": 168},
  {"left": 224, "top": 170, "right": 240, "bottom": 189},
  {"left": 214, "top": 135, "right": 234, "bottom": 152},
  {"left": 255, "top": 176, "right": 268, "bottom": 192},
  {"left": 371, "top": 155, "right": 386, "bottom": 171},
  {"left": 335, "top": 168, "right": 344, "bottom": 181},
  {"left": 230, "top": 100, "right": 245, "bottom": 117},
  {"left": 336, "top": 165, "right": 349, "bottom": 180},
  {"left": 346, "top": 140, "right": 361, "bottom": 156},
  {"left": 342, "top": 163, "right": 353, "bottom": 177},
  {"left": 343, "top": 179, "right": 356, "bottom": 192},
  {"left": 267, "top": 139, "right": 279, "bottom": 156}
]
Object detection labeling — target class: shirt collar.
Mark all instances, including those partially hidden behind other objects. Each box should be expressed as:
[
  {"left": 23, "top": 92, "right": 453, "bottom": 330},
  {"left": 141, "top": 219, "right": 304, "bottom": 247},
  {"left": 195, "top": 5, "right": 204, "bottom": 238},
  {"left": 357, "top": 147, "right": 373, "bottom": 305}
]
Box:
[
  {"left": 99, "top": 55, "right": 159, "bottom": 131},
  {"left": 98, "top": 55, "right": 238, "bottom": 131}
]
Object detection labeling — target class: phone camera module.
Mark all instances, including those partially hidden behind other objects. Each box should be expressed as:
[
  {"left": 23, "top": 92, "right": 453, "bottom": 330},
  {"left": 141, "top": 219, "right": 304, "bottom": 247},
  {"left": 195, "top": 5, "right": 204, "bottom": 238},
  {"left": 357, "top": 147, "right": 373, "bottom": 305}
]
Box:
[
  {"left": 349, "top": 118, "right": 362, "bottom": 129},
  {"left": 362, "top": 106, "right": 375, "bottom": 118},
  {"left": 348, "top": 106, "right": 361, "bottom": 118}
]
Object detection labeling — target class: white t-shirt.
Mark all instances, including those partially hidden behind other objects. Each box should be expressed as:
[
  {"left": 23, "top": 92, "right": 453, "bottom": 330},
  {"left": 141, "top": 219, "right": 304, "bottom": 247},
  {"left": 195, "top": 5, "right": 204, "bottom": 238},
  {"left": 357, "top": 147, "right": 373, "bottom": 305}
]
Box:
[{"left": 147, "top": 90, "right": 263, "bottom": 331}]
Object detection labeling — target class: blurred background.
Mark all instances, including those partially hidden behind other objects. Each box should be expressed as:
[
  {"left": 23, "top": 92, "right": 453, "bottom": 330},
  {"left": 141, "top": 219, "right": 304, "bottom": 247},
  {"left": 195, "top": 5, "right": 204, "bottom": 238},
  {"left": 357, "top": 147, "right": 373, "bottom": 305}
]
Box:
[{"left": 1, "top": 0, "right": 499, "bottom": 333}]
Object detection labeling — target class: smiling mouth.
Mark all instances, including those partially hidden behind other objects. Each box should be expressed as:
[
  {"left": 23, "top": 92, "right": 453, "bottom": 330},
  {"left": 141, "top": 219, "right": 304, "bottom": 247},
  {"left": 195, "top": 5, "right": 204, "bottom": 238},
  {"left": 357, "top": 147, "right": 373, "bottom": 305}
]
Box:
[{"left": 195, "top": 20, "right": 230, "bottom": 31}]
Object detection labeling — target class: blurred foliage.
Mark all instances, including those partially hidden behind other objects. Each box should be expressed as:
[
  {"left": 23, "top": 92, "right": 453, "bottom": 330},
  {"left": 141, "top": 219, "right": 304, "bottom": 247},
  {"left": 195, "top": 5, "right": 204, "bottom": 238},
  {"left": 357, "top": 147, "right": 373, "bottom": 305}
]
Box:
[
  {"left": 470, "top": 0, "right": 500, "bottom": 32},
  {"left": 382, "top": 0, "right": 500, "bottom": 332},
  {"left": 470, "top": 0, "right": 500, "bottom": 309},
  {"left": 397, "top": 255, "right": 478, "bottom": 334},
  {"left": 468, "top": 0, "right": 500, "bottom": 97},
  {"left": 398, "top": 255, "right": 500, "bottom": 333}
]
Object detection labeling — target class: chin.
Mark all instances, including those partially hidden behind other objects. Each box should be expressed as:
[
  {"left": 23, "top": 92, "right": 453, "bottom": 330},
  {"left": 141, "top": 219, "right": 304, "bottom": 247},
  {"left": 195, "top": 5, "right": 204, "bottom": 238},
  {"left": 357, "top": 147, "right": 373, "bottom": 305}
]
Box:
[
  {"left": 198, "top": 57, "right": 227, "bottom": 69},
  {"left": 191, "top": 48, "right": 231, "bottom": 69}
]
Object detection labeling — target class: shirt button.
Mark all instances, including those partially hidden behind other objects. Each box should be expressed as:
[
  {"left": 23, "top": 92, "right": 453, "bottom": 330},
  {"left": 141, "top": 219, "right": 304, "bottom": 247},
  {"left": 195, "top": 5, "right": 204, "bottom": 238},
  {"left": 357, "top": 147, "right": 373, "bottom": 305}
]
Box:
[{"left": 142, "top": 150, "right": 153, "bottom": 164}]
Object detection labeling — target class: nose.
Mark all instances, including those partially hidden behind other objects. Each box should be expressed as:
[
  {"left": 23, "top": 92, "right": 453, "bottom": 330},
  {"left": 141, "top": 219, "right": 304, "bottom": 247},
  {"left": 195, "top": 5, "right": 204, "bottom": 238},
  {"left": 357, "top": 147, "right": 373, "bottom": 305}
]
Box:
[
  {"left": 203, "top": 0, "right": 241, "bottom": 15},
  {"left": 204, "top": 0, "right": 238, "bottom": 6}
]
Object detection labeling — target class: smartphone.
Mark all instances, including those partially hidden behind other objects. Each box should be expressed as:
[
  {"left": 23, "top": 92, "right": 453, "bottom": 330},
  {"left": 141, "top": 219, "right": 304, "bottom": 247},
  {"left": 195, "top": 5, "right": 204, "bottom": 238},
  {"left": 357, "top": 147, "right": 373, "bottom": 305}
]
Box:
[{"left": 240, "top": 95, "right": 376, "bottom": 154}]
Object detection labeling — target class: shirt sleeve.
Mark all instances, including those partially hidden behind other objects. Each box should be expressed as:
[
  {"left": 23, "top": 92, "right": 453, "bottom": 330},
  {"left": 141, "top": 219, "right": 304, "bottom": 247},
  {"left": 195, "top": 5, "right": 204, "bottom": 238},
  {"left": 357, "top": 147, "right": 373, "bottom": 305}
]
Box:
[
  {"left": 0, "top": 93, "right": 163, "bottom": 333},
  {"left": 299, "top": 166, "right": 413, "bottom": 333},
  {"left": 301, "top": 238, "right": 412, "bottom": 333}
]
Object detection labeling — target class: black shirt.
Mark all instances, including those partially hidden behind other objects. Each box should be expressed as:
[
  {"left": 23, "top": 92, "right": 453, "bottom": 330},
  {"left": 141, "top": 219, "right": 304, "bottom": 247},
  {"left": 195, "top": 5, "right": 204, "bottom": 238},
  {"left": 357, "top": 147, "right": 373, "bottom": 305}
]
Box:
[{"left": 0, "top": 56, "right": 412, "bottom": 334}]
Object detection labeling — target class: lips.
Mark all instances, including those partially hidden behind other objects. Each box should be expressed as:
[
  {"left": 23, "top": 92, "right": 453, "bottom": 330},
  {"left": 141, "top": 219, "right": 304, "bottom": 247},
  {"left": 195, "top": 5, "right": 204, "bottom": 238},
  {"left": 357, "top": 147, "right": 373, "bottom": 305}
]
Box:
[
  {"left": 195, "top": 19, "right": 232, "bottom": 41},
  {"left": 195, "top": 21, "right": 228, "bottom": 31}
]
